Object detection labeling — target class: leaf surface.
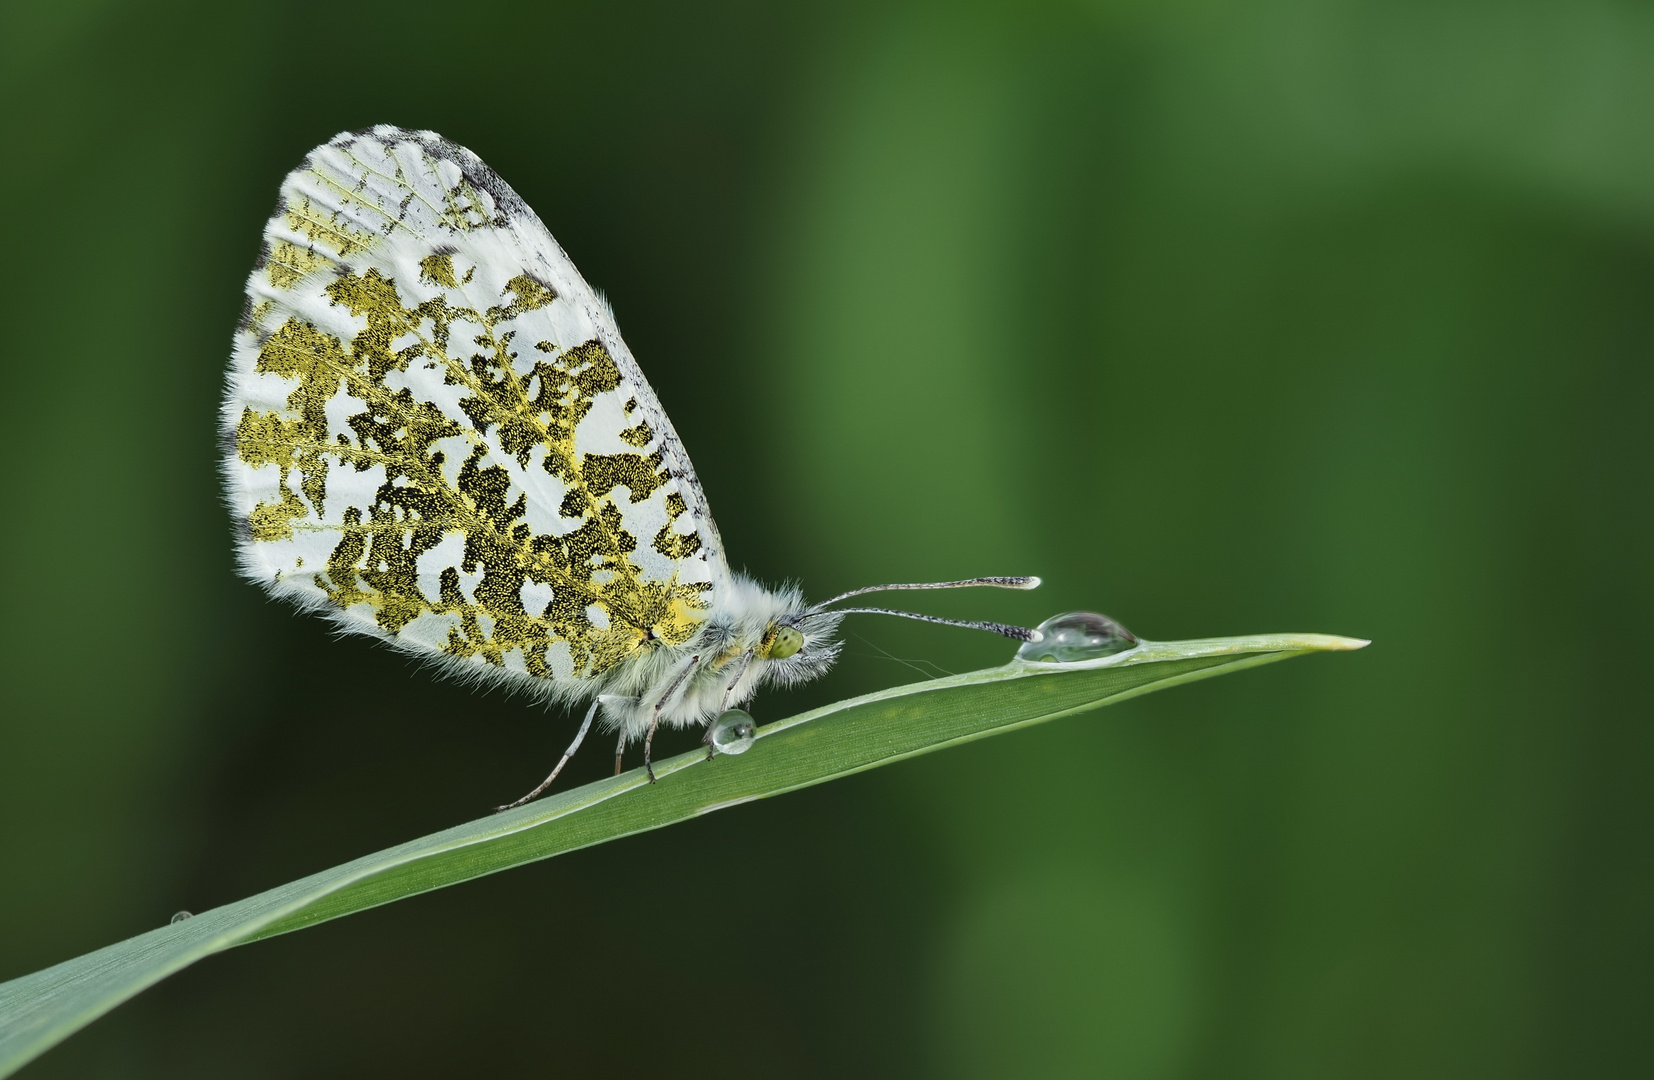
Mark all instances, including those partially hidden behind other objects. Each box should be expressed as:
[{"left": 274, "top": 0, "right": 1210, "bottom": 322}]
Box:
[{"left": 0, "top": 633, "right": 1365, "bottom": 1076}]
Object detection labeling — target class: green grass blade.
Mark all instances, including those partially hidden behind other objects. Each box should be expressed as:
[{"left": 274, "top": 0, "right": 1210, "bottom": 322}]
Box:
[{"left": 0, "top": 633, "right": 1364, "bottom": 1075}]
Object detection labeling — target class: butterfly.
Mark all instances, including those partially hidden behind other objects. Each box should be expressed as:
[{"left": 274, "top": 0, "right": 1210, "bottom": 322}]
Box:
[{"left": 222, "top": 125, "right": 1041, "bottom": 810}]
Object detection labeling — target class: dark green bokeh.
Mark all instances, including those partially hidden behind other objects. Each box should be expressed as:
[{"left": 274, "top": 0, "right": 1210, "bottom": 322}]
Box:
[{"left": 1, "top": 1, "right": 1648, "bottom": 1076}]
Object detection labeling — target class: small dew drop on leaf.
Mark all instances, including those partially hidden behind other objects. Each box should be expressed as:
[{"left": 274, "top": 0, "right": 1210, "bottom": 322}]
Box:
[
  {"left": 170, "top": 911, "right": 193, "bottom": 925},
  {"left": 1016, "top": 612, "right": 1138, "bottom": 663},
  {"left": 709, "top": 709, "right": 757, "bottom": 755}
]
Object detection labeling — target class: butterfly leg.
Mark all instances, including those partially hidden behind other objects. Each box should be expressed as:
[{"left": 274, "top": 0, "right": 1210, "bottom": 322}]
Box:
[
  {"left": 613, "top": 729, "right": 627, "bottom": 776},
  {"left": 704, "top": 649, "right": 756, "bottom": 760},
  {"left": 494, "top": 697, "right": 602, "bottom": 812},
  {"left": 644, "top": 654, "right": 701, "bottom": 784}
]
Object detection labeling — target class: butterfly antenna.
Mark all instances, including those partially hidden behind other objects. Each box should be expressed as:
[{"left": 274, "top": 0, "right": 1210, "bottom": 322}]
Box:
[
  {"left": 811, "top": 575, "right": 1040, "bottom": 612},
  {"left": 829, "top": 607, "right": 1043, "bottom": 643}
]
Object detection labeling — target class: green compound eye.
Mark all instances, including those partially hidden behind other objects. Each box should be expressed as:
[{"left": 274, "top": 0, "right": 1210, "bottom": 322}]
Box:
[{"left": 764, "top": 625, "right": 804, "bottom": 659}]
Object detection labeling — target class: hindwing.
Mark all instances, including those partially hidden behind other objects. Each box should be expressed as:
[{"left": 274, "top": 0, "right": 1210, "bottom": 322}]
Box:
[{"left": 223, "top": 126, "right": 727, "bottom": 684}]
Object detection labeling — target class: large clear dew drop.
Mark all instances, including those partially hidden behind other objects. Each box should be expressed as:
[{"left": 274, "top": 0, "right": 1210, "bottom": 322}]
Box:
[
  {"left": 1016, "top": 611, "right": 1138, "bottom": 663},
  {"left": 709, "top": 709, "right": 758, "bottom": 755}
]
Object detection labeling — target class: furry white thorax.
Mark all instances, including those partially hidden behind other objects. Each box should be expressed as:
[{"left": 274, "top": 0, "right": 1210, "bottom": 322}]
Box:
[{"left": 591, "top": 572, "right": 845, "bottom": 739}]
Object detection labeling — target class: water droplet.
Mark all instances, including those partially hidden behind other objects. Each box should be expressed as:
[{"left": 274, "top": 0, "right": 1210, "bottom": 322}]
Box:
[
  {"left": 170, "top": 911, "right": 193, "bottom": 924},
  {"left": 709, "top": 709, "right": 758, "bottom": 756},
  {"left": 1016, "top": 611, "right": 1138, "bottom": 663}
]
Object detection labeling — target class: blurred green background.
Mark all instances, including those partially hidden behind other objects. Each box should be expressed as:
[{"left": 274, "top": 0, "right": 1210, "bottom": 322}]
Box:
[{"left": 2, "top": 0, "right": 1649, "bottom": 1076}]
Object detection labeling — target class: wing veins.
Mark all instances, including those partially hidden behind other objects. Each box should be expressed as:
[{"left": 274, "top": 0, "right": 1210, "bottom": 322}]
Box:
[{"left": 337, "top": 143, "right": 463, "bottom": 234}]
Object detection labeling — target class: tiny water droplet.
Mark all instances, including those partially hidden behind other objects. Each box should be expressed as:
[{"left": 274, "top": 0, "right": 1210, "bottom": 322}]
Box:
[
  {"left": 170, "top": 911, "right": 193, "bottom": 924},
  {"left": 1016, "top": 611, "right": 1137, "bottom": 663},
  {"left": 709, "top": 709, "right": 758, "bottom": 756}
]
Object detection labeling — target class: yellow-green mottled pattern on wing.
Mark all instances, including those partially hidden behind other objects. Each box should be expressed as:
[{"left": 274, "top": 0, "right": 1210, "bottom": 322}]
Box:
[{"left": 222, "top": 126, "right": 726, "bottom": 688}]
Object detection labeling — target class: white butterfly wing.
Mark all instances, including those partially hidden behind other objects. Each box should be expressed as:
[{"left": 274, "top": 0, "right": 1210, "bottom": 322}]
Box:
[{"left": 223, "top": 125, "right": 728, "bottom": 688}]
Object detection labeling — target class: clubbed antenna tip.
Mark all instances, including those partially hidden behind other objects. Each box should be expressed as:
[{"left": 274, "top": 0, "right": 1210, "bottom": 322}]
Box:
[{"left": 812, "top": 574, "right": 1042, "bottom": 612}]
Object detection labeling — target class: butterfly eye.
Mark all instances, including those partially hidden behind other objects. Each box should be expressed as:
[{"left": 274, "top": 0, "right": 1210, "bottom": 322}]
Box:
[{"left": 762, "top": 625, "right": 804, "bottom": 659}]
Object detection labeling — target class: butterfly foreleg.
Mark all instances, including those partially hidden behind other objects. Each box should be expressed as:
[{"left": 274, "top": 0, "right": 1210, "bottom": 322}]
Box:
[
  {"left": 494, "top": 696, "right": 603, "bottom": 813},
  {"left": 644, "top": 653, "right": 702, "bottom": 784},
  {"left": 704, "top": 648, "right": 757, "bottom": 760}
]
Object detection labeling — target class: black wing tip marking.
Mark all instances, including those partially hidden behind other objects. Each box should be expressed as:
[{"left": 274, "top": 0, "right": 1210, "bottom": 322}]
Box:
[{"left": 327, "top": 123, "right": 531, "bottom": 225}]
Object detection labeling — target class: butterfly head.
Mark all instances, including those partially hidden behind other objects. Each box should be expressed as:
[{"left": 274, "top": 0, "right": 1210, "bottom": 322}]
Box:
[
  {"left": 698, "top": 575, "right": 844, "bottom": 700},
  {"left": 749, "top": 605, "right": 846, "bottom": 690}
]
